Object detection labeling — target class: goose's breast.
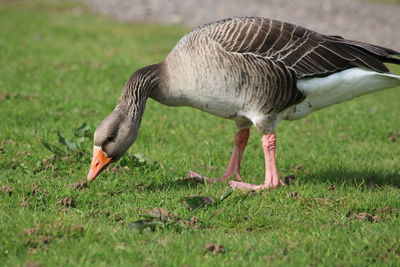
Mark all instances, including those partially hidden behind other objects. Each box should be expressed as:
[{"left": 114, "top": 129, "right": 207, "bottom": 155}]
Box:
[
  {"left": 152, "top": 66, "right": 251, "bottom": 120},
  {"left": 152, "top": 41, "right": 259, "bottom": 120}
]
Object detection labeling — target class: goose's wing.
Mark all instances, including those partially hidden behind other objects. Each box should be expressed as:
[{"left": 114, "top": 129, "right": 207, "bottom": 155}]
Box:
[{"left": 199, "top": 17, "right": 400, "bottom": 78}]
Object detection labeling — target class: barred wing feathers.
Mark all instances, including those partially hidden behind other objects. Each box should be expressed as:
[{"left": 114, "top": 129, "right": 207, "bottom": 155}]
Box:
[{"left": 197, "top": 17, "right": 400, "bottom": 78}]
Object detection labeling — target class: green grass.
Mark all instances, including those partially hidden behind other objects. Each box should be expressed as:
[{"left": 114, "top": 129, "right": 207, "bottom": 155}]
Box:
[{"left": 1, "top": 1, "right": 400, "bottom": 266}]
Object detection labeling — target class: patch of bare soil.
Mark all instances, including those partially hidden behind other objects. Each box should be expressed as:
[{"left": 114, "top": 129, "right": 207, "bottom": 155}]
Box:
[
  {"left": 87, "top": 208, "right": 111, "bottom": 218},
  {"left": 31, "top": 184, "right": 41, "bottom": 195},
  {"left": 107, "top": 165, "right": 130, "bottom": 175},
  {"left": 129, "top": 207, "right": 201, "bottom": 232},
  {"left": 3, "top": 139, "right": 16, "bottom": 145},
  {"left": 346, "top": 211, "right": 387, "bottom": 222},
  {"left": 25, "top": 261, "right": 43, "bottom": 267},
  {"left": 67, "top": 180, "right": 88, "bottom": 190},
  {"left": 346, "top": 207, "right": 400, "bottom": 222},
  {"left": 111, "top": 212, "right": 124, "bottom": 223},
  {"left": 23, "top": 222, "right": 84, "bottom": 250},
  {"left": 20, "top": 197, "right": 31, "bottom": 207},
  {"left": 182, "top": 216, "right": 199, "bottom": 227},
  {"left": 35, "top": 155, "right": 58, "bottom": 172},
  {"left": 288, "top": 192, "right": 301, "bottom": 198},
  {"left": 389, "top": 135, "right": 398, "bottom": 143},
  {"left": 290, "top": 164, "right": 303, "bottom": 172},
  {"left": 204, "top": 242, "right": 225, "bottom": 254},
  {"left": 0, "top": 186, "right": 13, "bottom": 196},
  {"left": 57, "top": 197, "right": 75, "bottom": 208},
  {"left": 179, "top": 171, "right": 206, "bottom": 184},
  {"left": 182, "top": 196, "right": 215, "bottom": 210},
  {"left": 378, "top": 207, "right": 400, "bottom": 219},
  {"left": 284, "top": 175, "right": 295, "bottom": 185},
  {"left": 356, "top": 213, "right": 380, "bottom": 222}
]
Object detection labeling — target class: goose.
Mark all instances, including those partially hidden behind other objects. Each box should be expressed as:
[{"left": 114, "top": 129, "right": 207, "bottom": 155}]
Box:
[{"left": 87, "top": 17, "right": 400, "bottom": 190}]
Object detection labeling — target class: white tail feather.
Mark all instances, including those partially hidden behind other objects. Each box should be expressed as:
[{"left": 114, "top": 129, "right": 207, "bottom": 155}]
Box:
[{"left": 283, "top": 67, "right": 400, "bottom": 120}]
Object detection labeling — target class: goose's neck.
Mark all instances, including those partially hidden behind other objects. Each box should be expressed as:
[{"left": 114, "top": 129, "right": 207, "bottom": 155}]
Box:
[{"left": 115, "top": 63, "right": 161, "bottom": 119}]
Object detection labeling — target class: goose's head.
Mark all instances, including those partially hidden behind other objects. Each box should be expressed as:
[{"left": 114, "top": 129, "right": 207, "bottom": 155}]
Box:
[
  {"left": 86, "top": 63, "right": 160, "bottom": 182},
  {"left": 87, "top": 111, "right": 139, "bottom": 182}
]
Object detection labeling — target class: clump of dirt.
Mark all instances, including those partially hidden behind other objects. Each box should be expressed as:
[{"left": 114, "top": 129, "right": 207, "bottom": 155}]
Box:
[
  {"left": 0, "top": 92, "right": 9, "bottom": 100},
  {"left": 0, "top": 186, "right": 13, "bottom": 196},
  {"left": 67, "top": 180, "right": 88, "bottom": 190},
  {"left": 31, "top": 184, "right": 41, "bottom": 195},
  {"left": 157, "top": 238, "right": 169, "bottom": 246},
  {"left": 290, "top": 164, "right": 303, "bottom": 172},
  {"left": 182, "top": 196, "right": 216, "bottom": 210},
  {"left": 20, "top": 197, "right": 31, "bottom": 207},
  {"left": 25, "top": 261, "right": 43, "bottom": 267},
  {"left": 3, "top": 139, "right": 16, "bottom": 145},
  {"left": 87, "top": 209, "right": 111, "bottom": 218},
  {"left": 57, "top": 197, "right": 75, "bottom": 208},
  {"left": 284, "top": 175, "right": 295, "bottom": 185},
  {"left": 35, "top": 156, "right": 58, "bottom": 172},
  {"left": 179, "top": 176, "right": 204, "bottom": 184},
  {"left": 327, "top": 184, "right": 336, "bottom": 191},
  {"left": 111, "top": 212, "right": 124, "bottom": 223},
  {"left": 23, "top": 221, "right": 84, "bottom": 250},
  {"left": 289, "top": 192, "right": 301, "bottom": 198},
  {"left": 23, "top": 227, "right": 40, "bottom": 236},
  {"left": 69, "top": 224, "right": 84, "bottom": 234},
  {"left": 129, "top": 208, "right": 201, "bottom": 232},
  {"left": 107, "top": 165, "right": 130, "bottom": 175},
  {"left": 25, "top": 234, "right": 53, "bottom": 249},
  {"left": 86, "top": 209, "right": 125, "bottom": 223},
  {"left": 147, "top": 208, "right": 178, "bottom": 222},
  {"left": 180, "top": 171, "right": 206, "bottom": 184},
  {"left": 347, "top": 212, "right": 380, "bottom": 222},
  {"left": 182, "top": 216, "right": 199, "bottom": 227},
  {"left": 389, "top": 135, "right": 398, "bottom": 143},
  {"left": 356, "top": 213, "right": 380, "bottom": 222},
  {"left": 378, "top": 206, "right": 400, "bottom": 219},
  {"left": 204, "top": 242, "right": 225, "bottom": 254}
]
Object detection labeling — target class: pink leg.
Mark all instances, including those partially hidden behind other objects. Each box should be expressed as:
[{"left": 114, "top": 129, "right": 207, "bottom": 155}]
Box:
[
  {"left": 230, "top": 133, "right": 285, "bottom": 191},
  {"left": 188, "top": 128, "right": 250, "bottom": 182}
]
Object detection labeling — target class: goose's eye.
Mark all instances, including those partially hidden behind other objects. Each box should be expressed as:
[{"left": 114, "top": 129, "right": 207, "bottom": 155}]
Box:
[{"left": 107, "top": 135, "right": 115, "bottom": 143}]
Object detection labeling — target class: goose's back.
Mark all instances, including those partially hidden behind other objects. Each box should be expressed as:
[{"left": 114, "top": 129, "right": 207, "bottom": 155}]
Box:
[{"left": 194, "top": 17, "right": 397, "bottom": 74}]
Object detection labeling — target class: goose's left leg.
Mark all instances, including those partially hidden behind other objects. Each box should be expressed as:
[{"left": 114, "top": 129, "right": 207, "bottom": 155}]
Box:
[
  {"left": 229, "top": 133, "right": 285, "bottom": 190},
  {"left": 188, "top": 128, "right": 250, "bottom": 182}
]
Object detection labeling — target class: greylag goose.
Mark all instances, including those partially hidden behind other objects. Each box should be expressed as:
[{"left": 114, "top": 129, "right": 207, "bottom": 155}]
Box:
[{"left": 87, "top": 17, "right": 400, "bottom": 190}]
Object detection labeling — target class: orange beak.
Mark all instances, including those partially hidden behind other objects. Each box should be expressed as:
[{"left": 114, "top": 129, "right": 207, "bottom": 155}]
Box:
[{"left": 87, "top": 146, "right": 112, "bottom": 182}]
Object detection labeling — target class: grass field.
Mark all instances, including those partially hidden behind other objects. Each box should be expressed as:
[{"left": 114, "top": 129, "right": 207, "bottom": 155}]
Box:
[{"left": 1, "top": 1, "right": 400, "bottom": 266}]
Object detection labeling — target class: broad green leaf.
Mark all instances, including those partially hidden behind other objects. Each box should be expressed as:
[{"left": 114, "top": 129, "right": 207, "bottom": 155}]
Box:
[
  {"left": 57, "top": 132, "right": 78, "bottom": 151},
  {"left": 74, "top": 123, "right": 91, "bottom": 138},
  {"left": 41, "top": 141, "right": 66, "bottom": 156}
]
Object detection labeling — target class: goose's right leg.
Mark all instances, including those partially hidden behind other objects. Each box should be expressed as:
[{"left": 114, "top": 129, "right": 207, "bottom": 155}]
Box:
[
  {"left": 188, "top": 128, "right": 250, "bottom": 182},
  {"left": 229, "top": 132, "right": 285, "bottom": 190}
]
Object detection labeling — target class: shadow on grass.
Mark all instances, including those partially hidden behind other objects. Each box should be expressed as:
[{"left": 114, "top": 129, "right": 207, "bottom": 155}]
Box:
[
  {"left": 139, "top": 177, "right": 208, "bottom": 192},
  {"left": 301, "top": 168, "right": 400, "bottom": 188},
  {"left": 131, "top": 168, "right": 400, "bottom": 192}
]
